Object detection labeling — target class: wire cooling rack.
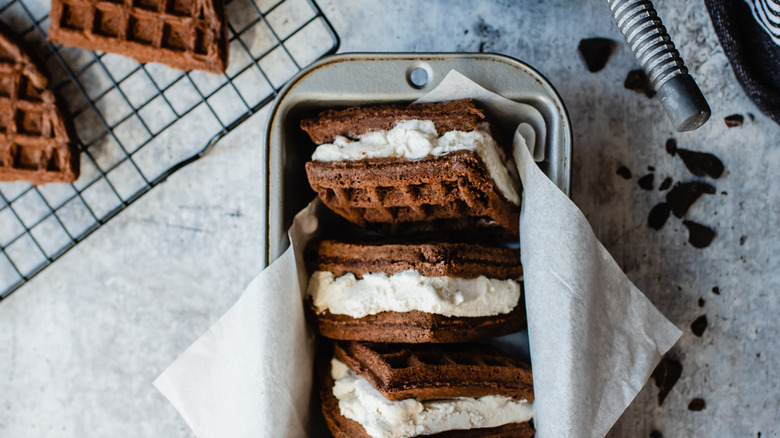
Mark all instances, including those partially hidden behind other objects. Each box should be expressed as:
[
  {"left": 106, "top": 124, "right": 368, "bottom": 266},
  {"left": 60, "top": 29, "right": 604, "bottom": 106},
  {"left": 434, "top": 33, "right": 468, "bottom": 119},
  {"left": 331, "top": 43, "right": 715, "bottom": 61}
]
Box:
[{"left": 0, "top": 0, "right": 339, "bottom": 300}]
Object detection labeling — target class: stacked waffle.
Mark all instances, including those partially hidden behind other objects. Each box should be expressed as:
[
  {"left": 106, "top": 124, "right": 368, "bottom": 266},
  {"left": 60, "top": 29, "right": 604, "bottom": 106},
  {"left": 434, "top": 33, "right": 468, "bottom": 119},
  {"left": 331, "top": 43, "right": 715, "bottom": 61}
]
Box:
[
  {"left": 303, "top": 99, "right": 520, "bottom": 238},
  {"left": 302, "top": 100, "right": 534, "bottom": 438}
]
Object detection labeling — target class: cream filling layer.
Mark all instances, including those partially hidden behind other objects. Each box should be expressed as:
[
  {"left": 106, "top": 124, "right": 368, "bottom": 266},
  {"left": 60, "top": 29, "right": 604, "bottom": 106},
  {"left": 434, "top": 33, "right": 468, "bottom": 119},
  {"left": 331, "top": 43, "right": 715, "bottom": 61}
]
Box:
[
  {"left": 310, "top": 119, "right": 520, "bottom": 205},
  {"left": 308, "top": 269, "right": 520, "bottom": 318},
  {"left": 331, "top": 359, "right": 533, "bottom": 438}
]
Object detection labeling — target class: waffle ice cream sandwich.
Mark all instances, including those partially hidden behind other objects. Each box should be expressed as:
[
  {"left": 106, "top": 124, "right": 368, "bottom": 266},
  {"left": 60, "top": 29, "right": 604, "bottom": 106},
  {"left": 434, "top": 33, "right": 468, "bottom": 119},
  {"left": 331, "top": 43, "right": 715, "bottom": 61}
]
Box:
[
  {"left": 302, "top": 99, "right": 520, "bottom": 237},
  {"left": 320, "top": 341, "right": 535, "bottom": 438},
  {"left": 0, "top": 26, "right": 79, "bottom": 184},
  {"left": 48, "top": 0, "right": 228, "bottom": 74},
  {"left": 306, "top": 240, "right": 526, "bottom": 343}
]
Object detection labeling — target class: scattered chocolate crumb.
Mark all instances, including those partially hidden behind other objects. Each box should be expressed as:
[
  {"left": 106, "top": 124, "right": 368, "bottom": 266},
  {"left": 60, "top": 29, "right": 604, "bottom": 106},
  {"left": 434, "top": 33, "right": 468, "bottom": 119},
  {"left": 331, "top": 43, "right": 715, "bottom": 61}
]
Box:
[
  {"left": 676, "top": 148, "right": 725, "bottom": 179},
  {"left": 757, "top": 352, "right": 761, "bottom": 358},
  {"left": 758, "top": 432, "right": 761, "bottom": 438},
  {"left": 748, "top": 113, "right": 755, "bottom": 121},
  {"left": 683, "top": 221, "right": 716, "bottom": 248},
  {"left": 638, "top": 173, "right": 654, "bottom": 190},
  {"left": 688, "top": 398, "right": 706, "bottom": 411},
  {"left": 691, "top": 315, "right": 708, "bottom": 336},
  {"left": 650, "top": 431, "right": 663, "bottom": 438},
  {"left": 712, "top": 286, "right": 720, "bottom": 295},
  {"left": 578, "top": 38, "right": 615, "bottom": 72},
  {"left": 647, "top": 203, "right": 671, "bottom": 230},
  {"left": 652, "top": 357, "right": 682, "bottom": 406},
  {"left": 648, "top": 165, "right": 655, "bottom": 171},
  {"left": 740, "top": 235, "right": 747, "bottom": 246},
  {"left": 665, "top": 138, "right": 677, "bottom": 156},
  {"left": 698, "top": 297, "right": 705, "bottom": 307},
  {"left": 721, "top": 191, "right": 727, "bottom": 195},
  {"left": 624, "top": 69, "right": 656, "bottom": 98},
  {"left": 658, "top": 177, "right": 673, "bottom": 191},
  {"left": 724, "top": 114, "right": 744, "bottom": 127},
  {"left": 666, "top": 181, "right": 716, "bottom": 217},
  {"left": 617, "top": 165, "right": 632, "bottom": 179}
]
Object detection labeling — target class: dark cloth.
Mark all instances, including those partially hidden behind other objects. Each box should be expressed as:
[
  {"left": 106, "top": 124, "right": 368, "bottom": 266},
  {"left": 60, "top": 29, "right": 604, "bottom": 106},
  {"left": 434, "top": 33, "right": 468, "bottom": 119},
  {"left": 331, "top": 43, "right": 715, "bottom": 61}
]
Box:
[{"left": 705, "top": 0, "right": 780, "bottom": 125}]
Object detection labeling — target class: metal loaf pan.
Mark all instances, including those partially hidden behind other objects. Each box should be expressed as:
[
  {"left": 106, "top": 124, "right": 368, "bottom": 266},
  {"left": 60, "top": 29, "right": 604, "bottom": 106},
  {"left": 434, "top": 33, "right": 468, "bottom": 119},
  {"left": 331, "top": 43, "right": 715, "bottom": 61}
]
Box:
[{"left": 264, "top": 53, "right": 572, "bottom": 265}]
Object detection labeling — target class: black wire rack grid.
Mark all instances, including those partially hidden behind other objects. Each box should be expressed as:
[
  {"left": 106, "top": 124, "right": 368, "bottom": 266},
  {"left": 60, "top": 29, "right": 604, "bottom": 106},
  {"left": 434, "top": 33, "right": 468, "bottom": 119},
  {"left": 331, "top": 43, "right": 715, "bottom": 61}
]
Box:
[{"left": 0, "top": 0, "right": 339, "bottom": 300}]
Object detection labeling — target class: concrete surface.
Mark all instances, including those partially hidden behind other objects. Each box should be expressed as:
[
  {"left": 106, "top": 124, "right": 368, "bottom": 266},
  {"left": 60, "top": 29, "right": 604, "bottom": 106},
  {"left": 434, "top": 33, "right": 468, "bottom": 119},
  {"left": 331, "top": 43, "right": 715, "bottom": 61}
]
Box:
[{"left": 1, "top": 0, "right": 778, "bottom": 437}]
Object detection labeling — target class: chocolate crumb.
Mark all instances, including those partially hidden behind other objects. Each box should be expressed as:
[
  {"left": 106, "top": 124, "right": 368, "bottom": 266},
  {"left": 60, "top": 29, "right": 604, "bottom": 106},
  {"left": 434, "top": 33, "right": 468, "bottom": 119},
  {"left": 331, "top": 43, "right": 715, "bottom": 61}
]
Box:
[
  {"left": 712, "top": 286, "right": 720, "bottom": 295},
  {"left": 578, "top": 38, "right": 615, "bottom": 72},
  {"left": 683, "top": 221, "right": 716, "bottom": 248},
  {"left": 617, "top": 165, "right": 632, "bottom": 179},
  {"left": 648, "top": 165, "right": 655, "bottom": 171},
  {"left": 647, "top": 203, "right": 671, "bottom": 230},
  {"left": 676, "top": 148, "right": 725, "bottom": 179},
  {"left": 665, "top": 138, "right": 677, "bottom": 156},
  {"left": 624, "top": 69, "right": 656, "bottom": 98},
  {"left": 721, "top": 191, "right": 728, "bottom": 195},
  {"left": 658, "top": 177, "right": 673, "bottom": 191},
  {"left": 748, "top": 113, "right": 755, "bottom": 121},
  {"left": 740, "top": 235, "right": 747, "bottom": 246},
  {"left": 691, "top": 315, "right": 708, "bottom": 336},
  {"left": 650, "top": 431, "right": 663, "bottom": 438},
  {"left": 688, "top": 398, "right": 706, "bottom": 411},
  {"left": 698, "top": 297, "right": 705, "bottom": 307},
  {"left": 638, "top": 174, "right": 654, "bottom": 190},
  {"left": 652, "top": 357, "right": 682, "bottom": 406},
  {"left": 666, "top": 181, "right": 716, "bottom": 217},
  {"left": 724, "top": 114, "right": 744, "bottom": 127}
]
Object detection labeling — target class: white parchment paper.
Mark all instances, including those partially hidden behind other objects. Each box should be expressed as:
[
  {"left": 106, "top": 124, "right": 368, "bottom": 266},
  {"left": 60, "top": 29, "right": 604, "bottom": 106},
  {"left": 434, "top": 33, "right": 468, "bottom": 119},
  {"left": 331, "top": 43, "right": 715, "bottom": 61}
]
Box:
[
  {"left": 154, "top": 200, "right": 325, "bottom": 437},
  {"left": 155, "top": 71, "right": 682, "bottom": 438}
]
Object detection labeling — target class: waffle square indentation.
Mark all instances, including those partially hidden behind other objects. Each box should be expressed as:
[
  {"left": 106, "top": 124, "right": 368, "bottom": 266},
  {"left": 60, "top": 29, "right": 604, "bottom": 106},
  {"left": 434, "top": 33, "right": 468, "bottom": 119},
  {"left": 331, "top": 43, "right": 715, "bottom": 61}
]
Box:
[
  {"left": 60, "top": 3, "right": 90, "bottom": 31},
  {"left": 93, "top": 7, "right": 123, "bottom": 38},
  {"left": 133, "top": 0, "right": 161, "bottom": 12},
  {"left": 15, "top": 110, "right": 43, "bottom": 136},
  {"left": 166, "top": 0, "right": 192, "bottom": 17},
  {"left": 127, "top": 15, "right": 156, "bottom": 44},
  {"left": 161, "top": 23, "right": 188, "bottom": 52}
]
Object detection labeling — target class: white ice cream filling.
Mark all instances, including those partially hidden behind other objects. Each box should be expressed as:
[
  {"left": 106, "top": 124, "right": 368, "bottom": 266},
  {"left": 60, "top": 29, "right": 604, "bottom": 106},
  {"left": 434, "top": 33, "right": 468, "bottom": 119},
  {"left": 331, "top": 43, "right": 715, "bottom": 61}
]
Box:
[
  {"left": 308, "top": 269, "right": 520, "bottom": 318},
  {"left": 330, "top": 358, "right": 533, "bottom": 438},
  {"left": 310, "top": 119, "right": 520, "bottom": 205}
]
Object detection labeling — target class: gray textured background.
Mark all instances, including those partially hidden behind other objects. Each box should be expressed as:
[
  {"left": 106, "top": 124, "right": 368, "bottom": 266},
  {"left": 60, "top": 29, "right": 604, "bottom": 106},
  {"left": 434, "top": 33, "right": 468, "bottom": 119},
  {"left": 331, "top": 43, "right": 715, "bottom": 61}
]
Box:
[{"left": 1, "top": 0, "right": 779, "bottom": 436}]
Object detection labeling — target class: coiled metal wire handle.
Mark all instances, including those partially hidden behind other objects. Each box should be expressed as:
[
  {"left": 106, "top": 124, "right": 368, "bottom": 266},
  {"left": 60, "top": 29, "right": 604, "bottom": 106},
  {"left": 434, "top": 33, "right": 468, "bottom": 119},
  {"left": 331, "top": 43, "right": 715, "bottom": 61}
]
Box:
[{"left": 607, "top": 0, "right": 711, "bottom": 131}]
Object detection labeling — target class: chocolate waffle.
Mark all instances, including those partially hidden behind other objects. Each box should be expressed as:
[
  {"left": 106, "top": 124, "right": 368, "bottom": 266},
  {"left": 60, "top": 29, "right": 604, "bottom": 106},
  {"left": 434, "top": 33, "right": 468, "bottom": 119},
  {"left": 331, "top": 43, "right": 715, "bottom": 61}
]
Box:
[
  {"left": 302, "top": 100, "right": 520, "bottom": 238},
  {"left": 307, "top": 241, "right": 526, "bottom": 343},
  {"left": 306, "top": 150, "right": 519, "bottom": 237},
  {"left": 335, "top": 341, "right": 534, "bottom": 402},
  {"left": 312, "top": 305, "right": 527, "bottom": 344},
  {"left": 0, "top": 26, "right": 79, "bottom": 184},
  {"left": 301, "top": 99, "right": 486, "bottom": 144},
  {"left": 309, "top": 240, "right": 523, "bottom": 279},
  {"left": 48, "top": 0, "right": 228, "bottom": 74},
  {"left": 319, "top": 342, "right": 535, "bottom": 438}
]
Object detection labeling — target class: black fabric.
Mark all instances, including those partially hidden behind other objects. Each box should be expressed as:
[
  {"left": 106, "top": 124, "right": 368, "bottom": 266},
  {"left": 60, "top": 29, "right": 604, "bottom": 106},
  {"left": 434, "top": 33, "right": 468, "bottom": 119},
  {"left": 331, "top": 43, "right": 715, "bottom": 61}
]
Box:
[{"left": 705, "top": 0, "right": 780, "bottom": 125}]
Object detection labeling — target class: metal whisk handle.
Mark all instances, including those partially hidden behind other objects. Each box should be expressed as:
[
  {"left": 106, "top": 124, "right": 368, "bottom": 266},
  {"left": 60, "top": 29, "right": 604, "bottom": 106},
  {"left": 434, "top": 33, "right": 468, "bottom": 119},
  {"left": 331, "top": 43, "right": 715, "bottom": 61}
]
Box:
[{"left": 607, "top": 0, "right": 711, "bottom": 131}]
